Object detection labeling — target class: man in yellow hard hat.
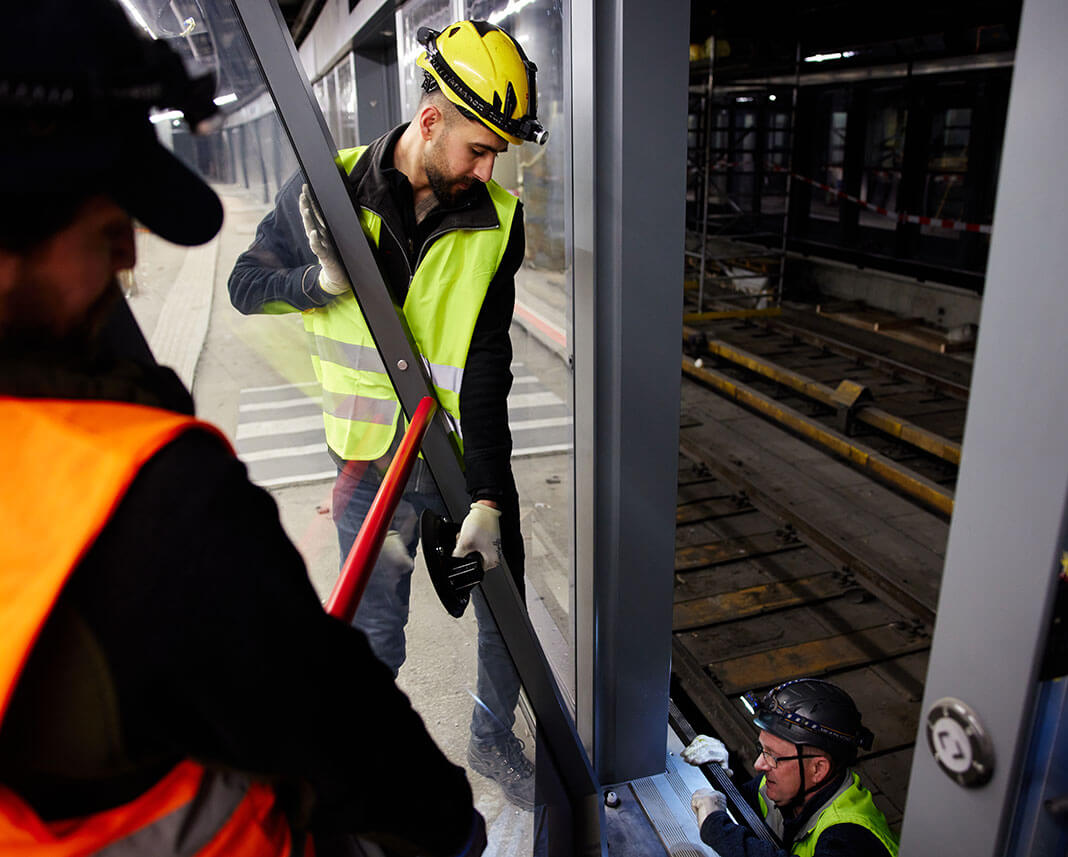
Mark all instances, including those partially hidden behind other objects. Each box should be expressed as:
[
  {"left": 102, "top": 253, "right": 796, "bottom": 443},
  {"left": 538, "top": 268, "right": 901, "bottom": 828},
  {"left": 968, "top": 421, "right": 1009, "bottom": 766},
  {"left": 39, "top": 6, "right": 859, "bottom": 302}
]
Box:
[
  {"left": 229, "top": 20, "right": 548, "bottom": 811},
  {"left": 0, "top": 1, "right": 484, "bottom": 855}
]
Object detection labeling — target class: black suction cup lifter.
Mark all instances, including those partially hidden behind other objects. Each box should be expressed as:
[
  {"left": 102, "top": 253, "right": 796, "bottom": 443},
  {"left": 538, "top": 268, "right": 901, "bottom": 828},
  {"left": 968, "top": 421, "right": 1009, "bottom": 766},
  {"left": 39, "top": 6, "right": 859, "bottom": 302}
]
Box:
[{"left": 420, "top": 510, "right": 485, "bottom": 618}]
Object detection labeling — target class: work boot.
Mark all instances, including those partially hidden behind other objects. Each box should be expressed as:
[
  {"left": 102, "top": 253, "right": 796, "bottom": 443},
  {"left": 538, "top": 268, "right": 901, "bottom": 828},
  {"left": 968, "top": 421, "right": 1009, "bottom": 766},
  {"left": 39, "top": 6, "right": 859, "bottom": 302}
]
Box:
[{"left": 467, "top": 733, "right": 535, "bottom": 811}]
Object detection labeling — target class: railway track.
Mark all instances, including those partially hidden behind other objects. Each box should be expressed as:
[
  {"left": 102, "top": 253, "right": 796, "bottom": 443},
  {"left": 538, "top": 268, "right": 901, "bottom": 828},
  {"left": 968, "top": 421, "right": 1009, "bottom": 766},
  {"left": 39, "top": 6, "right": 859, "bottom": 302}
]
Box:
[
  {"left": 681, "top": 308, "right": 970, "bottom": 517},
  {"left": 669, "top": 305, "right": 968, "bottom": 833}
]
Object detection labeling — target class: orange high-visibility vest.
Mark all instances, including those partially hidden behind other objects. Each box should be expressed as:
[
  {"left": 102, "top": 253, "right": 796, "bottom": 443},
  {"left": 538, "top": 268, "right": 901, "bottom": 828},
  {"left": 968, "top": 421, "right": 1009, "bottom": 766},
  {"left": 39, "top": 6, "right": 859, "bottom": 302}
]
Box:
[{"left": 0, "top": 397, "right": 297, "bottom": 857}]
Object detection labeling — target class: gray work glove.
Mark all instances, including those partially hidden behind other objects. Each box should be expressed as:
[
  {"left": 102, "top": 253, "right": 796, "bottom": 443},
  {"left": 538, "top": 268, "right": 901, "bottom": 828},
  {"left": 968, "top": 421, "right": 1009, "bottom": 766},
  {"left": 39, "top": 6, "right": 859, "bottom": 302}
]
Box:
[
  {"left": 453, "top": 502, "right": 502, "bottom": 570},
  {"left": 378, "top": 529, "right": 415, "bottom": 577},
  {"left": 681, "top": 734, "right": 733, "bottom": 777},
  {"left": 299, "top": 183, "right": 349, "bottom": 295},
  {"left": 691, "top": 787, "right": 727, "bottom": 828}
]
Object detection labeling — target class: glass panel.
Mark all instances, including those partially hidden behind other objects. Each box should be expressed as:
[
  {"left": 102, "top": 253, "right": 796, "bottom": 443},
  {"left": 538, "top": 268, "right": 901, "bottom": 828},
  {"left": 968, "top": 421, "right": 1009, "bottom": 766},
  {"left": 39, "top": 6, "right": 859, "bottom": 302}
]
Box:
[
  {"left": 861, "top": 97, "right": 906, "bottom": 231},
  {"left": 923, "top": 104, "right": 971, "bottom": 232},
  {"left": 810, "top": 99, "right": 848, "bottom": 223},
  {"left": 457, "top": 0, "right": 575, "bottom": 706},
  {"left": 325, "top": 69, "right": 340, "bottom": 141},
  {"left": 336, "top": 54, "right": 358, "bottom": 149},
  {"left": 119, "top": 0, "right": 571, "bottom": 850},
  {"left": 395, "top": 0, "right": 454, "bottom": 120}
]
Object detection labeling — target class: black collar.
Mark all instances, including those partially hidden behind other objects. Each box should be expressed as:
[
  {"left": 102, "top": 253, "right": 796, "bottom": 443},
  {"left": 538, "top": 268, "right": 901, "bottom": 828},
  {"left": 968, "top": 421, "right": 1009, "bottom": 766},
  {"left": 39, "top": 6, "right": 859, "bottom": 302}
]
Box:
[{"left": 344, "top": 123, "right": 500, "bottom": 235}]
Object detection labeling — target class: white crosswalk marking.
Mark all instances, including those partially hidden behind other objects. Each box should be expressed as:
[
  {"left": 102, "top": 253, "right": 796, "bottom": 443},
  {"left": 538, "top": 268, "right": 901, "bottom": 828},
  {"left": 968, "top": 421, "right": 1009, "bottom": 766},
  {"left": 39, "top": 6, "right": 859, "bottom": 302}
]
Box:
[{"left": 236, "top": 361, "right": 573, "bottom": 488}]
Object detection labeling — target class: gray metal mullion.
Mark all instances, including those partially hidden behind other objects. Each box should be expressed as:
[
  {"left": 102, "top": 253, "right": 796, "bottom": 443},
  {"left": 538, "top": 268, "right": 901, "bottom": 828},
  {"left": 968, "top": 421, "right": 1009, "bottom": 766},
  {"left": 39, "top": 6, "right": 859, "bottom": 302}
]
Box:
[
  {"left": 898, "top": 0, "right": 1068, "bottom": 852},
  {"left": 230, "top": 2, "right": 600, "bottom": 852},
  {"left": 573, "top": 0, "right": 688, "bottom": 786}
]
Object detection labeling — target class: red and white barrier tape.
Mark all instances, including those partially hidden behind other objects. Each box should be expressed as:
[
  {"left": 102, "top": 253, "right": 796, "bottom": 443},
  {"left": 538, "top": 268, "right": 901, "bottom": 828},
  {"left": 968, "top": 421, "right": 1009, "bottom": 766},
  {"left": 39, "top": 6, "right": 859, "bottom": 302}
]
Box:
[{"left": 705, "top": 161, "right": 992, "bottom": 234}]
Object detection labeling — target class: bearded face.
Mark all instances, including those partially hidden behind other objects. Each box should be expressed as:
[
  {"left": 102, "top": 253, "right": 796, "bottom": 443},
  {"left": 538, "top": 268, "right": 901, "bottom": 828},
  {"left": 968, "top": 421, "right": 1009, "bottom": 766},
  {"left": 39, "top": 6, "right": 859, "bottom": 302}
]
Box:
[{"left": 421, "top": 106, "right": 508, "bottom": 207}]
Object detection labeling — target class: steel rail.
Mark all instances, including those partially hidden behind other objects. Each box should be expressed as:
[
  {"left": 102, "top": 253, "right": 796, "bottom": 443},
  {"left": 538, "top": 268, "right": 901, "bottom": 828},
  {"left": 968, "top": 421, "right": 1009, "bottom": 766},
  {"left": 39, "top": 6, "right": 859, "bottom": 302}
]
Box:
[
  {"left": 683, "top": 328, "right": 962, "bottom": 466},
  {"left": 758, "top": 316, "right": 970, "bottom": 400},
  {"left": 677, "top": 432, "right": 938, "bottom": 625},
  {"left": 682, "top": 357, "right": 955, "bottom": 518}
]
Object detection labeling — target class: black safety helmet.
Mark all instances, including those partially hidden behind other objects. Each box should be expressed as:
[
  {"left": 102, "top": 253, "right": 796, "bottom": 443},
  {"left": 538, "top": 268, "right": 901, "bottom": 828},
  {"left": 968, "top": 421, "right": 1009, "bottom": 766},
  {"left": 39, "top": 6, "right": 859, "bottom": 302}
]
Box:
[
  {"left": 0, "top": 0, "right": 223, "bottom": 246},
  {"left": 745, "top": 678, "right": 874, "bottom": 765}
]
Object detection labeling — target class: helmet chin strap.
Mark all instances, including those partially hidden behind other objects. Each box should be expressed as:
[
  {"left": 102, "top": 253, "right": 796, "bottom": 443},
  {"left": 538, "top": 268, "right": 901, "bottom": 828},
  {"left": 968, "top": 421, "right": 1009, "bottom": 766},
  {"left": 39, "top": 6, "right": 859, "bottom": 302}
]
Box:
[{"left": 781, "top": 747, "right": 832, "bottom": 815}]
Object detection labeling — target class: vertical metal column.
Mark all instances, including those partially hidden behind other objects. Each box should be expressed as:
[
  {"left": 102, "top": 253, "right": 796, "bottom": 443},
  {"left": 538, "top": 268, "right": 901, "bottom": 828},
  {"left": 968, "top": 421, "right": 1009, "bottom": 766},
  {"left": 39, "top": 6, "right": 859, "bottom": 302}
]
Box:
[
  {"left": 572, "top": 0, "right": 689, "bottom": 784},
  {"left": 898, "top": 0, "right": 1068, "bottom": 853}
]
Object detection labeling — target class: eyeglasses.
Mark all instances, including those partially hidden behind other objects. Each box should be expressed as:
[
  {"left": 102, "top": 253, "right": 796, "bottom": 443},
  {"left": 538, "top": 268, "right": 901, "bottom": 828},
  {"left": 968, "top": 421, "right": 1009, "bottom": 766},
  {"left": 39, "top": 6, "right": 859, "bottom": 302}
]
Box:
[{"left": 755, "top": 742, "right": 824, "bottom": 769}]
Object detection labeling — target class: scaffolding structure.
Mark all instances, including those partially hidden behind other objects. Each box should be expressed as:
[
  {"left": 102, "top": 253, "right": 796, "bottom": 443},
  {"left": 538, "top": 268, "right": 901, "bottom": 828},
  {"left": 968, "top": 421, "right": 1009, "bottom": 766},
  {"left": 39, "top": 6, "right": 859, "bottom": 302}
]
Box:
[{"left": 684, "top": 40, "right": 800, "bottom": 316}]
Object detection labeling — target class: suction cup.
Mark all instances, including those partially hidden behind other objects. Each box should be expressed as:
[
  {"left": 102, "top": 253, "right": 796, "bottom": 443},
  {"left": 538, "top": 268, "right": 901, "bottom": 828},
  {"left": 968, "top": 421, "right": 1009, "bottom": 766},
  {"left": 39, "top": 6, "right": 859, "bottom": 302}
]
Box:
[{"left": 421, "top": 510, "right": 485, "bottom": 618}]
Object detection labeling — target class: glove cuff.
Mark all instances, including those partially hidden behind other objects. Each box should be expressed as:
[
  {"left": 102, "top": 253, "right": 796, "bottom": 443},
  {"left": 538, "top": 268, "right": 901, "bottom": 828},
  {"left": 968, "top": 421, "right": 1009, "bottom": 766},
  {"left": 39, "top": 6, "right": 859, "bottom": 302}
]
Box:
[
  {"left": 317, "top": 268, "right": 349, "bottom": 296},
  {"left": 470, "top": 501, "right": 502, "bottom": 519}
]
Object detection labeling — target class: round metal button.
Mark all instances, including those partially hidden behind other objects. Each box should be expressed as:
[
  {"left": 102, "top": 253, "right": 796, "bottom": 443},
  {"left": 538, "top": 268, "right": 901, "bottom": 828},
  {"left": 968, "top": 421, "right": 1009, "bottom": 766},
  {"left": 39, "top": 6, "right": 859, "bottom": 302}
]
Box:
[{"left": 925, "top": 696, "right": 995, "bottom": 787}]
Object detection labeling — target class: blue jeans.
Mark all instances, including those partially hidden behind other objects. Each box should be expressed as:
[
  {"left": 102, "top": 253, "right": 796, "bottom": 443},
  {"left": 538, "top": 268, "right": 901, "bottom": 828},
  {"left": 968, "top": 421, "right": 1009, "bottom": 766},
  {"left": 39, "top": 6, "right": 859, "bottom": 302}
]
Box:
[{"left": 333, "top": 460, "right": 522, "bottom": 744}]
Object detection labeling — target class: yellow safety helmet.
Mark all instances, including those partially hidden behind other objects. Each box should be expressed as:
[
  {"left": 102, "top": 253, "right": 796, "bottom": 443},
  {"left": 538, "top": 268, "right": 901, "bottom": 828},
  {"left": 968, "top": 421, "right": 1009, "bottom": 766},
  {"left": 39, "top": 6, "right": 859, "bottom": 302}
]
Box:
[{"left": 416, "top": 20, "right": 548, "bottom": 146}]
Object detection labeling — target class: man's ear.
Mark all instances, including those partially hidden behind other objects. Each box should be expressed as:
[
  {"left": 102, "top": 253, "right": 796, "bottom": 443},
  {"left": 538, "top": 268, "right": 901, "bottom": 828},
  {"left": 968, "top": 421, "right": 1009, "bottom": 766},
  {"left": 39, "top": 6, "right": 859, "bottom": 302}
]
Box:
[
  {"left": 809, "top": 755, "right": 834, "bottom": 787},
  {"left": 418, "top": 103, "right": 443, "bottom": 141}
]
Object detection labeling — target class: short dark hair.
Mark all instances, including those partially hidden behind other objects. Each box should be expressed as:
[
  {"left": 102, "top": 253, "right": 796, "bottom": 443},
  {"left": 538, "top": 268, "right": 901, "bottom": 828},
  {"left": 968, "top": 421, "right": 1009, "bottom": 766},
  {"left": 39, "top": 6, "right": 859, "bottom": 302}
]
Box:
[{"left": 417, "top": 80, "right": 480, "bottom": 127}]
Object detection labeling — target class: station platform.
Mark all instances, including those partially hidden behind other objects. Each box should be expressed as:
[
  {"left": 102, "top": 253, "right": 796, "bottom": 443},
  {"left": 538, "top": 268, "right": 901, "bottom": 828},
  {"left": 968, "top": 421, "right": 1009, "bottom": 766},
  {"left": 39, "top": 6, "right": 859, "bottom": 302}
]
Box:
[{"left": 125, "top": 179, "right": 964, "bottom": 854}]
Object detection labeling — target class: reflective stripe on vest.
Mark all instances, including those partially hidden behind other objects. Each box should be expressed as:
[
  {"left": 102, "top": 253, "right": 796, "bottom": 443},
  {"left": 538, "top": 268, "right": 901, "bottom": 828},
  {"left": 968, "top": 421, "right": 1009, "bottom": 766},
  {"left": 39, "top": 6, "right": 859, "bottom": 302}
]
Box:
[
  {"left": 757, "top": 771, "right": 899, "bottom": 857},
  {"left": 302, "top": 145, "right": 518, "bottom": 461},
  {"left": 0, "top": 398, "right": 293, "bottom": 857}
]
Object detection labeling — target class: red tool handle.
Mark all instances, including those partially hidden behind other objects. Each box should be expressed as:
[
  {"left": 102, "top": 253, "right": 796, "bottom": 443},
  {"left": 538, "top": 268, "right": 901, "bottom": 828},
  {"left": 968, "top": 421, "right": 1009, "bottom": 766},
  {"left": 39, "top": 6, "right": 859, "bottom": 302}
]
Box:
[{"left": 325, "top": 396, "right": 439, "bottom": 623}]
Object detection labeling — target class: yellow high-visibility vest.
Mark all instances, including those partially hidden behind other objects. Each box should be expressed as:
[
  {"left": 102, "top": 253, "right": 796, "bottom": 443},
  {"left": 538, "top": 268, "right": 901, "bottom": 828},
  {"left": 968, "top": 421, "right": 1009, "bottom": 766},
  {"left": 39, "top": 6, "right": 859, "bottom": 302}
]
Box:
[{"left": 301, "top": 146, "right": 518, "bottom": 461}]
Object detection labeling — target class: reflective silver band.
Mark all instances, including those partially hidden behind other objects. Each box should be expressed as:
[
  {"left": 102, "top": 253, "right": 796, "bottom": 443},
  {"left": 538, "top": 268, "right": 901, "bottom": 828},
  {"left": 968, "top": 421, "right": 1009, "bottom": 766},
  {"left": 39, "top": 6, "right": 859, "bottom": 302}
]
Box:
[
  {"left": 307, "top": 331, "right": 387, "bottom": 374},
  {"left": 96, "top": 769, "right": 250, "bottom": 857},
  {"left": 322, "top": 389, "right": 398, "bottom": 425}
]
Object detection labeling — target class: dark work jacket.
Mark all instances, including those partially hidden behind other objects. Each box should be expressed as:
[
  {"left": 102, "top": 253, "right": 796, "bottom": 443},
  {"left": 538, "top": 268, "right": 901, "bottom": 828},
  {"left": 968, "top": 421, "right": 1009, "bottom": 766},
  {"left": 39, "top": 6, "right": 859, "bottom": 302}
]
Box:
[
  {"left": 227, "top": 124, "right": 524, "bottom": 510},
  {"left": 699, "top": 773, "right": 892, "bottom": 857},
  {"left": 0, "top": 343, "right": 475, "bottom": 857}
]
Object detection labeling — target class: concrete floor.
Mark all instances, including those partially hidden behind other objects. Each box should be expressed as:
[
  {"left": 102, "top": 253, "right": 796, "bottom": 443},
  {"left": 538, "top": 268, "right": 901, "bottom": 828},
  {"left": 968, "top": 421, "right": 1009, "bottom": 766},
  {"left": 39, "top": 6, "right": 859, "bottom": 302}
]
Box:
[{"left": 126, "top": 181, "right": 577, "bottom": 853}]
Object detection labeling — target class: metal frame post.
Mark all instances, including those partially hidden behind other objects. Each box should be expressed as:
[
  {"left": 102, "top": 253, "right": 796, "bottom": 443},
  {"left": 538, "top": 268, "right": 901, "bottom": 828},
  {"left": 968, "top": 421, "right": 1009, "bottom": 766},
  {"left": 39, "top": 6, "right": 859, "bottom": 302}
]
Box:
[
  {"left": 571, "top": 0, "right": 689, "bottom": 785},
  {"left": 898, "top": 0, "right": 1068, "bottom": 852},
  {"left": 229, "top": 1, "right": 601, "bottom": 852}
]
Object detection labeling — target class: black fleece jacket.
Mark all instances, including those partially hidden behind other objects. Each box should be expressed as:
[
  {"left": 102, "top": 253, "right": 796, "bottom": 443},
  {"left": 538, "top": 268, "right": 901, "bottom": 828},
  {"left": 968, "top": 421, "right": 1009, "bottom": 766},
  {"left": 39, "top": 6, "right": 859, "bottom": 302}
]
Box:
[
  {"left": 227, "top": 124, "right": 523, "bottom": 506},
  {"left": 0, "top": 344, "right": 476, "bottom": 857}
]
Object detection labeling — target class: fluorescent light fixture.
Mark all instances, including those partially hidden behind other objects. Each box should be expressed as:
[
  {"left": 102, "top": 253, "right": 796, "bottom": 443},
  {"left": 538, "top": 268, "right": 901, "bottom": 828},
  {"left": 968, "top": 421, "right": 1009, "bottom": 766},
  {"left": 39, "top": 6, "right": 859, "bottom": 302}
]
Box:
[
  {"left": 804, "top": 50, "right": 857, "bottom": 63},
  {"left": 117, "top": 0, "right": 157, "bottom": 39},
  {"left": 736, "top": 96, "right": 754, "bottom": 103},
  {"left": 488, "top": 0, "right": 535, "bottom": 25},
  {"left": 150, "top": 93, "right": 234, "bottom": 124},
  {"left": 150, "top": 109, "right": 184, "bottom": 124},
  {"left": 740, "top": 695, "right": 756, "bottom": 715}
]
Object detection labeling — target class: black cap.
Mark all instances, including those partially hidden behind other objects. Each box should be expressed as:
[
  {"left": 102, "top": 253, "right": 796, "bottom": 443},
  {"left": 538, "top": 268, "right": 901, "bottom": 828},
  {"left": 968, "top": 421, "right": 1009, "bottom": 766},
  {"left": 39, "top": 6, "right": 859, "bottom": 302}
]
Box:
[
  {"left": 746, "top": 678, "right": 874, "bottom": 763},
  {"left": 0, "top": 0, "right": 223, "bottom": 246}
]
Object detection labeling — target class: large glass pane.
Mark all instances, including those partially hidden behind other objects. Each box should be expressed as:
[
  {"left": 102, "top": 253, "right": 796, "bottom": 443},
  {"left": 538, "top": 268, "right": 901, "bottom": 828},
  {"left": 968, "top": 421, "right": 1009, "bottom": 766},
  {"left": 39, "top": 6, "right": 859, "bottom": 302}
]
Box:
[
  {"left": 459, "top": 0, "right": 575, "bottom": 704},
  {"left": 809, "top": 96, "right": 849, "bottom": 223},
  {"left": 395, "top": 0, "right": 454, "bottom": 120},
  {"left": 120, "top": 0, "right": 582, "bottom": 850},
  {"left": 861, "top": 94, "right": 906, "bottom": 231},
  {"left": 336, "top": 54, "right": 358, "bottom": 149}
]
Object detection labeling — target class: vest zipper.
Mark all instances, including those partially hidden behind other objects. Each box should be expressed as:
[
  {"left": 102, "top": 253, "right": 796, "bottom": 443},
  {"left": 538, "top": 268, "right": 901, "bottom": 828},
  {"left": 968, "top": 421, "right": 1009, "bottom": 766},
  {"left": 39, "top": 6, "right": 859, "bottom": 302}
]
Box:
[
  {"left": 415, "top": 223, "right": 499, "bottom": 271},
  {"left": 364, "top": 206, "right": 500, "bottom": 288}
]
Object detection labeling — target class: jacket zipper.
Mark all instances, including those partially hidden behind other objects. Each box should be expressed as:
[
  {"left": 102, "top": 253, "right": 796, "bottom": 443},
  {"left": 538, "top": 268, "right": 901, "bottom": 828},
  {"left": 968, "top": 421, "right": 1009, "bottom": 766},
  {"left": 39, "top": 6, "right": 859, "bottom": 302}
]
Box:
[{"left": 364, "top": 205, "right": 499, "bottom": 287}]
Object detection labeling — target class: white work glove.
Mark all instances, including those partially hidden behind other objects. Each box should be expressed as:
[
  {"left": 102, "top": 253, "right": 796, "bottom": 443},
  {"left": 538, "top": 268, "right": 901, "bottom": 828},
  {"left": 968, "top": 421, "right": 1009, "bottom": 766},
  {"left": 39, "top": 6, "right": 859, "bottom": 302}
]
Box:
[
  {"left": 298, "top": 183, "right": 349, "bottom": 295},
  {"left": 453, "top": 502, "right": 502, "bottom": 570},
  {"left": 378, "top": 529, "right": 415, "bottom": 577},
  {"left": 681, "top": 734, "right": 733, "bottom": 777},
  {"left": 691, "top": 788, "right": 727, "bottom": 828}
]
